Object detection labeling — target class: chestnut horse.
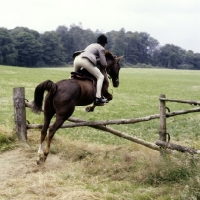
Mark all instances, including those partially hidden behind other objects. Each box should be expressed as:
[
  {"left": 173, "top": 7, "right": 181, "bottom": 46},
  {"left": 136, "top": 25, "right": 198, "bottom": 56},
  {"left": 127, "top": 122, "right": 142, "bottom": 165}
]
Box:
[{"left": 31, "top": 51, "right": 123, "bottom": 164}]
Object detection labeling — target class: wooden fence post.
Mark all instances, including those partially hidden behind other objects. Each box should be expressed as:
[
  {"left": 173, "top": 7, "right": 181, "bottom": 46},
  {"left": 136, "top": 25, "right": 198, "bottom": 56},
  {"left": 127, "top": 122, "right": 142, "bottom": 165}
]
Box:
[
  {"left": 159, "top": 94, "right": 167, "bottom": 142},
  {"left": 13, "top": 87, "right": 27, "bottom": 142}
]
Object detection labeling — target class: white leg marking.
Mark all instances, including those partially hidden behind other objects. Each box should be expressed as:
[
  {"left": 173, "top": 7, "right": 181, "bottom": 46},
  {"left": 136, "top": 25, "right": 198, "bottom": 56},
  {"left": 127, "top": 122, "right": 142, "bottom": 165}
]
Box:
[{"left": 38, "top": 142, "right": 44, "bottom": 155}]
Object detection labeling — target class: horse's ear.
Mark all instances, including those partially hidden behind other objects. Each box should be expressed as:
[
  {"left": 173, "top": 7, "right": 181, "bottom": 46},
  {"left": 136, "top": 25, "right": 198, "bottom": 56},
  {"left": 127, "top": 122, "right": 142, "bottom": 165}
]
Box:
[{"left": 117, "top": 56, "right": 124, "bottom": 62}]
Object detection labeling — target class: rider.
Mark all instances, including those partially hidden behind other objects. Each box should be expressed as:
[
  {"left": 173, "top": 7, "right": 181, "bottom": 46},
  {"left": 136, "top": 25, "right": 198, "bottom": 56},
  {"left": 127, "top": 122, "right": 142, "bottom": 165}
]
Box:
[{"left": 73, "top": 34, "right": 108, "bottom": 105}]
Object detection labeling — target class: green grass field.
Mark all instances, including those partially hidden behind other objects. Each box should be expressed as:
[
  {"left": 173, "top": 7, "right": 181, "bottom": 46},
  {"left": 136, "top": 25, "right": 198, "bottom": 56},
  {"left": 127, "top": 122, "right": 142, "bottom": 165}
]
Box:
[
  {"left": 1, "top": 65, "right": 200, "bottom": 144},
  {"left": 1, "top": 65, "right": 200, "bottom": 199}
]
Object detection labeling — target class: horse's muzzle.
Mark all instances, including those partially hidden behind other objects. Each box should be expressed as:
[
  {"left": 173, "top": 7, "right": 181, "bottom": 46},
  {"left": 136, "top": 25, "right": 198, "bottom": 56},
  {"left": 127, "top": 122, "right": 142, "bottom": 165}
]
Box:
[{"left": 113, "top": 80, "right": 119, "bottom": 87}]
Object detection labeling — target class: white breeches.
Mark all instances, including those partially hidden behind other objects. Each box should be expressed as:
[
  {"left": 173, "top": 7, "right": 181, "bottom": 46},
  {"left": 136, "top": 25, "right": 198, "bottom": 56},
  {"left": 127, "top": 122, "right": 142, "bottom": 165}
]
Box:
[{"left": 74, "top": 56, "right": 104, "bottom": 98}]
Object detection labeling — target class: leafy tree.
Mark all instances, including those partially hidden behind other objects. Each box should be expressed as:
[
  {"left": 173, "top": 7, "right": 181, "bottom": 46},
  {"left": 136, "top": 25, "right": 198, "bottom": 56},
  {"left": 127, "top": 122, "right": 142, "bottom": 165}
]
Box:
[
  {"left": 11, "top": 27, "right": 40, "bottom": 40},
  {"left": 106, "top": 30, "right": 119, "bottom": 51},
  {"left": 14, "top": 31, "right": 42, "bottom": 67},
  {"left": 192, "top": 53, "right": 200, "bottom": 69},
  {"left": 56, "top": 26, "right": 69, "bottom": 63},
  {"left": 41, "top": 31, "right": 66, "bottom": 66},
  {"left": 83, "top": 29, "right": 96, "bottom": 44},
  {"left": 146, "top": 36, "right": 159, "bottom": 65},
  {"left": 158, "top": 44, "right": 185, "bottom": 68},
  {"left": 124, "top": 32, "right": 142, "bottom": 64},
  {"left": 111, "top": 28, "right": 126, "bottom": 57},
  {"left": 68, "top": 26, "right": 88, "bottom": 52},
  {"left": 0, "top": 28, "right": 17, "bottom": 65},
  {"left": 123, "top": 31, "right": 137, "bottom": 64}
]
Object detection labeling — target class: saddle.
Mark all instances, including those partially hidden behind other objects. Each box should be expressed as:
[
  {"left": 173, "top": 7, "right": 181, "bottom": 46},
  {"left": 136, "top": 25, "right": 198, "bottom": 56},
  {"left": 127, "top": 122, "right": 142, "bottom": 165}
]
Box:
[{"left": 70, "top": 68, "right": 96, "bottom": 85}]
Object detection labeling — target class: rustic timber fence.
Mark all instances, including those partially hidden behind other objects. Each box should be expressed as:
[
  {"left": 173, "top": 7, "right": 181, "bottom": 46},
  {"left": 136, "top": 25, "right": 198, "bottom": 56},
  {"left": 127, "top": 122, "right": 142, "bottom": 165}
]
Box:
[{"left": 13, "top": 87, "right": 200, "bottom": 154}]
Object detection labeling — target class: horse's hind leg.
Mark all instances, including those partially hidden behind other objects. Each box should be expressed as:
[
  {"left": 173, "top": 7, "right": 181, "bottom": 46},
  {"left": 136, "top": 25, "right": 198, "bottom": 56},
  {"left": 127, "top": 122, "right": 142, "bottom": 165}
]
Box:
[
  {"left": 37, "top": 111, "right": 55, "bottom": 165},
  {"left": 43, "top": 105, "right": 75, "bottom": 162},
  {"left": 37, "top": 94, "right": 55, "bottom": 165},
  {"left": 43, "top": 115, "right": 68, "bottom": 161}
]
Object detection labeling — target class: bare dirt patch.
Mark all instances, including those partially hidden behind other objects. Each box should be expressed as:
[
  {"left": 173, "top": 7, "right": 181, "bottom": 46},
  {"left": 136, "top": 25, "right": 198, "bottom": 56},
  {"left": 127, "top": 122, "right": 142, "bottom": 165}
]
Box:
[{"left": 0, "top": 147, "right": 101, "bottom": 200}]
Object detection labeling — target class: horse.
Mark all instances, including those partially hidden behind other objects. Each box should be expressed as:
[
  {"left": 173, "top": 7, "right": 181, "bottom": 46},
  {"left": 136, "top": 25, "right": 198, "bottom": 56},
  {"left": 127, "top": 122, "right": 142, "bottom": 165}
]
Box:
[{"left": 31, "top": 51, "right": 123, "bottom": 165}]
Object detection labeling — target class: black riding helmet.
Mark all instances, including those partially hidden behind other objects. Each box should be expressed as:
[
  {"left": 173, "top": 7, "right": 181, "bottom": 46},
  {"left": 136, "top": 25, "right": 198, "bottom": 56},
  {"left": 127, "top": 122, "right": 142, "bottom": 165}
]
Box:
[{"left": 97, "top": 34, "right": 107, "bottom": 44}]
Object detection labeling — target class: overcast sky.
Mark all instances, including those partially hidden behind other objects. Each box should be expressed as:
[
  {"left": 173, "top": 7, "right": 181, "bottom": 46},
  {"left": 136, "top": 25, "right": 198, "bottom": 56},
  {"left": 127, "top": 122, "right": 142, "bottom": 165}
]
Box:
[{"left": 1, "top": 0, "right": 200, "bottom": 53}]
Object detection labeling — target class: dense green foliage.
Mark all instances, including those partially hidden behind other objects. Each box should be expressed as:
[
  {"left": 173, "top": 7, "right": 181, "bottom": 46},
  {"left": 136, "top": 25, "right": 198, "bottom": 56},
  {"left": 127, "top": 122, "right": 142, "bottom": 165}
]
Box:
[{"left": 0, "top": 25, "right": 200, "bottom": 69}]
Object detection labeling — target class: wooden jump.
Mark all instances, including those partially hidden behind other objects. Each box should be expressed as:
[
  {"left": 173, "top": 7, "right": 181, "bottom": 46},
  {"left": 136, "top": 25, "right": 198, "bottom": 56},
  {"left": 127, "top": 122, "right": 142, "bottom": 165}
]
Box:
[{"left": 13, "top": 87, "right": 200, "bottom": 154}]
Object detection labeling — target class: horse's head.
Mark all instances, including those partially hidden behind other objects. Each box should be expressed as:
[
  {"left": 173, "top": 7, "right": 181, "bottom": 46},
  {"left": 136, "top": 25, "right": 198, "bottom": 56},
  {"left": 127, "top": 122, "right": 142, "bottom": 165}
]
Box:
[{"left": 105, "top": 51, "right": 123, "bottom": 87}]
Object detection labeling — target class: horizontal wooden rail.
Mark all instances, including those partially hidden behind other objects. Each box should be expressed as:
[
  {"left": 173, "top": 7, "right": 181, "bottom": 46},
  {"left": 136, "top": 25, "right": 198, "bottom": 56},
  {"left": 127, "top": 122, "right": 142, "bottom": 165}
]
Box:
[
  {"left": 166, "top": 107, "right": 200, "bottom": 117},
  {"left": 159, "top": 98, "right": 200, "bottom": 105},
  {"left": 26, "top": 106, "right": 200, "bottom": 130},
  {"left": 155, "top": 140, "right": 200, "bottom": 154},
  {"left": 27, "top": 114, "right": 161, "bottom": 129}
]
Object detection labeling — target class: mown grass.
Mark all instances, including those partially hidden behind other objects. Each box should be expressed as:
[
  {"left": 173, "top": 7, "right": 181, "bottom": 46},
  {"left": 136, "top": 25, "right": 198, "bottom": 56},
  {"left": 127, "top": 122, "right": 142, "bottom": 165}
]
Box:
[{"left": 1, "top": 65, "right": 200, "bottom": 199}]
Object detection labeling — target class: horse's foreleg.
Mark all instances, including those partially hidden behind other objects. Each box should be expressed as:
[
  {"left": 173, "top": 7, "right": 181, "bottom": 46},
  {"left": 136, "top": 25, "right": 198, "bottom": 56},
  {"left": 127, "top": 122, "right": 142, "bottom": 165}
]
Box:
[
  {"left": 104, "top": 92, "right": 113, "bottom": 101},
  {"left": 85, "top": 105, "right": 96, "bottom": 112},
  {"left": 102, "top": 85, "right": 113, "bottom": 101}
]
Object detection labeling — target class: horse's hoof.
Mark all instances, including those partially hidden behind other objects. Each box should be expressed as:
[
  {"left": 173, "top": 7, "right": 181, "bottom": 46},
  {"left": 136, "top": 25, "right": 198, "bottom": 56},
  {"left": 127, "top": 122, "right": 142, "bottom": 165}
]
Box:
[
  {"left": 36, "top": 160, "right": 41, "bottom": 165},
  {"left": 36, "top": 156, "right": 46, "bottom": 165},
  {"left": 85, "top": 106, "right": 95, "bottom": 112}
]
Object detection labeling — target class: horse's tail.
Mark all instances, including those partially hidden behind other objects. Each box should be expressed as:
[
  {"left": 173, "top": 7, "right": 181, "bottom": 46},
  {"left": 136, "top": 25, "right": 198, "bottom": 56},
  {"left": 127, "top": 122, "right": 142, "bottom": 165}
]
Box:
[{"left": 31, "top": 80, "right": 57, "bottom": 114}]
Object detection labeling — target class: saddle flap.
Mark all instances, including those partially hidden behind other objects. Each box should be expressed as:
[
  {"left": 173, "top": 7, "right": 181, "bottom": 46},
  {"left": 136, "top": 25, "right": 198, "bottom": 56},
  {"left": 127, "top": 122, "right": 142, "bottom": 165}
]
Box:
[
  {"left": 71, "top": 71, "right": 83, "bottom": 79},
  {"left": 70, "top": 71, "right": 95, "bottom": 84}
]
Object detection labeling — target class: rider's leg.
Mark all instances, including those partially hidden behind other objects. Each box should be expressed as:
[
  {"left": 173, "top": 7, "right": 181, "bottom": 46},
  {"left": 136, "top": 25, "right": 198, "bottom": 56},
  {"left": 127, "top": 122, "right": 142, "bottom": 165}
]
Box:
[
  {"left": 74, "top": 56, "right": 106, "bottom": 104},
  {"left": 73, "top": 55, "right": 82, "bottom": 72},
  {"left": 84, "top": 66, "right": 104, "bottom": 98}
]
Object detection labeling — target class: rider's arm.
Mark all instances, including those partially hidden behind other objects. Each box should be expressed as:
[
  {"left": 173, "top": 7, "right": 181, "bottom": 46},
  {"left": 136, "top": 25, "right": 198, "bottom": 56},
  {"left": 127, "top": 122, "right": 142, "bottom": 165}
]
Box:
[{"left": 98, "top": 49, "right": 107, "bottom": 67}]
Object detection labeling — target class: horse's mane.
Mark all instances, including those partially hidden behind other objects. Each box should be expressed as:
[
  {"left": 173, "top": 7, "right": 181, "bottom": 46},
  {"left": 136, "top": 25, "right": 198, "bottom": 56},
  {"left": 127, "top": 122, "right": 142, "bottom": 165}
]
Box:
[{"left": 105, "top": 50, "right": 116, "bottom": 60}]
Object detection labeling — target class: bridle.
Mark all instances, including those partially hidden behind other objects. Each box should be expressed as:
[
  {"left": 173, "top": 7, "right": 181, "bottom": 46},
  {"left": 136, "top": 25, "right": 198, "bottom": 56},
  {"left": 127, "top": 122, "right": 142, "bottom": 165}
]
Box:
[{"left": 106, "top": 56, "right": 120, "bottom": 87}]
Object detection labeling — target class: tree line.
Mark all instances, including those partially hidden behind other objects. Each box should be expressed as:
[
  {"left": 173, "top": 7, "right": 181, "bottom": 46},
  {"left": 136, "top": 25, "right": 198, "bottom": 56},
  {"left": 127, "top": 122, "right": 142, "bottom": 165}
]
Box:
[{"left": 0, "top": 25, "right": 200, "bottom": 69}]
